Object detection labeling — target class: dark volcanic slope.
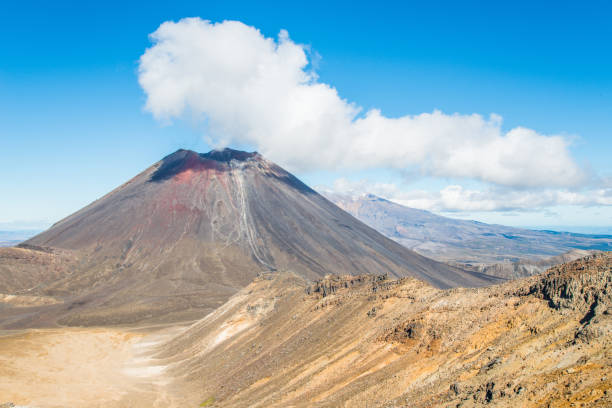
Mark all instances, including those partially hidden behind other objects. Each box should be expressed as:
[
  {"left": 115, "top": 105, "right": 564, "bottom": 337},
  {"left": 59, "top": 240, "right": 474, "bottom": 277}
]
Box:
[
  {"left": 325, "top": 193, "right": 612, "bottom": 264},
  {"left": 3, "top": 149, "right": 498, "bottom": 327}
]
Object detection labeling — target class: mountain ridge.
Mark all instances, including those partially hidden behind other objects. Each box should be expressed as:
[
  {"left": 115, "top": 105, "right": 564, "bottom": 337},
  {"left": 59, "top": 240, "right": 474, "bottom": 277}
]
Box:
[
  {"left": 143, "top": 252, "right": 612, "bottom": 407},
  {"left": 324, "top": 192, "right": 612, "bottom": 264}
]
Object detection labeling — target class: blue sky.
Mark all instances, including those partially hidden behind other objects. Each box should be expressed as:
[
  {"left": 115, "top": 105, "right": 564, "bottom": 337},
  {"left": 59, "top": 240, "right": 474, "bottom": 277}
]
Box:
[{"left": 1, "top": 1, "right": 611, "bottom": 231}]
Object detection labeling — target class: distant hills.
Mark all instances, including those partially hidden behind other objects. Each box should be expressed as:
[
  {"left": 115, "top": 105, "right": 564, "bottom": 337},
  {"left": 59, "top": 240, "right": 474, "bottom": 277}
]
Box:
[
  {"left": 0, "top": 230, "right": 41, "bottom": 247},
  {"left": 324, "top": 192, "right": 612, "bottom": 265}
]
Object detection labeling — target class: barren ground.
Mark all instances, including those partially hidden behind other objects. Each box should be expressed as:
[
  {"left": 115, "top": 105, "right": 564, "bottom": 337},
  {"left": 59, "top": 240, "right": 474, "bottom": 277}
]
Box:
[
  {"left": 0, "top": 325, "right": 192, "bottom": 408},
  {"left": 0, "top": 253, "right": 610, "bottom": 407}
]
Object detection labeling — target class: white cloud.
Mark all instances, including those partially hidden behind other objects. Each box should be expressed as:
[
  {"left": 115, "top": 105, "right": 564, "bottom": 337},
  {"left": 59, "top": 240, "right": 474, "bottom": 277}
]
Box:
[
  {"left": 139, "top": 18, "right": 585, "bottom": 188},
  {"left": 329, "top": 178, "right": 612, "bottom": 213}
]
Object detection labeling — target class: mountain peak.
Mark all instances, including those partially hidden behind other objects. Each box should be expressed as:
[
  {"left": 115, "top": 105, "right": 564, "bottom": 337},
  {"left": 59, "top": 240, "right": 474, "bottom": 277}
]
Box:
[
  {"left": 17, "top": 145, "right": 500, "bottom": 326},
  {"left": 151, "top": 148, "right": 262, "bottom": 182},
  {"left": 164, "top": 147, "right": 260, "bottom": 163},
  {"left": 201, "top": 147, "right": 259, "bottom": 162}
]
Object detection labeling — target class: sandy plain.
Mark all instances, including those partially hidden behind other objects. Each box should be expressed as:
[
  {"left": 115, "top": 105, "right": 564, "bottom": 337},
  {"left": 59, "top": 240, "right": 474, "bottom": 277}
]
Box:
[{"left": 0, "top": 325, "right": 190, "bottom": 408}]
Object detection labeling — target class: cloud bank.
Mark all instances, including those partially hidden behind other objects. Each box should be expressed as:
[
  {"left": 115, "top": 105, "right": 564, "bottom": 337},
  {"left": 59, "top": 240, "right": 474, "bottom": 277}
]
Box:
[
  {"left": 330, "top": 178, "right": 612, "bottom": 213},
  {"left": 139, "top": 18, "right": 584, "bottom": 189}
]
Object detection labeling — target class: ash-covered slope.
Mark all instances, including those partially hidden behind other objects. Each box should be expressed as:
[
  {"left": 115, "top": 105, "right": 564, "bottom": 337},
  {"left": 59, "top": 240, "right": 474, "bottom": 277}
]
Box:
[
  {"left": 4, "top": 149, "right": 497, "bottom": 327},
  {"left": 325, "top": 192, "right": 612, "bottom": 264}
]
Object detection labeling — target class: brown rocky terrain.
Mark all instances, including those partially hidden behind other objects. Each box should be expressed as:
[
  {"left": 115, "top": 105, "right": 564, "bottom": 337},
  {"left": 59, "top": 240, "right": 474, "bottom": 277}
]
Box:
[
  {"left": 0, "top": 245, "right": 78, "bottom": 295},
  {"left": 0, "top": 149, "right": 498, "bottom": 328},
  {"left": 150, "top": 252, "right": 611, "bottom": 407},
  {"left": 0, "top": 253, "right": 609, "bottom": 407}
]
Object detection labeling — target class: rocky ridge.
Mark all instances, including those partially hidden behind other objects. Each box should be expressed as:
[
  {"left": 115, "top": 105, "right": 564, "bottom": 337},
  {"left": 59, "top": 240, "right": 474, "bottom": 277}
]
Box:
[{"left": 150, "top": 253, "right": 612, "bottom": 407}]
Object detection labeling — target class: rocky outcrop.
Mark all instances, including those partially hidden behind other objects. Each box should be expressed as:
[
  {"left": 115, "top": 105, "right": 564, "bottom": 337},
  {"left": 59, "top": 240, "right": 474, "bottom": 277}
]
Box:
[
  {"left": 305, "top": 274, "right": 390, "bottom": 297},
  {"left": 522, "top": 252, "right": 611, "bottom": 317}
]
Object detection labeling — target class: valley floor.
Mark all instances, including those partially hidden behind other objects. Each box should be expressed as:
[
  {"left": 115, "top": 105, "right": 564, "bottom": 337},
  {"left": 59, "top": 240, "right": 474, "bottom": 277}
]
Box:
[{"left": 0, "top": 326, "right": 193, "bottom": 408}]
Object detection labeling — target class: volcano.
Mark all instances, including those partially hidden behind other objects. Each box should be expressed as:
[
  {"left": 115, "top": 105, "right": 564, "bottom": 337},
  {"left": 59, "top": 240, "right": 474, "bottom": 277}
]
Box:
[{"left": 2, "top": 149, "right": 500, "bottom": 326}]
